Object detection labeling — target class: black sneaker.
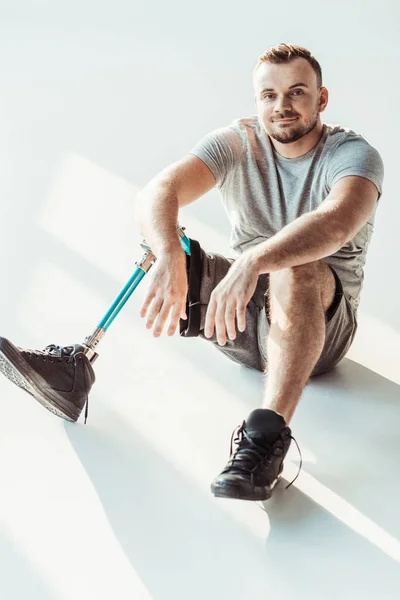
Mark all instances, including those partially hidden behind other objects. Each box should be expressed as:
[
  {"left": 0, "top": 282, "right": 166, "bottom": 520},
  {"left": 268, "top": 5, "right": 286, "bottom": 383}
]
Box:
[
  {"left": 211, "top": 408, "right": 294, "bottom": 501},
  {"left": 0, "top": 336, "right": 95, "bottom": 423}
]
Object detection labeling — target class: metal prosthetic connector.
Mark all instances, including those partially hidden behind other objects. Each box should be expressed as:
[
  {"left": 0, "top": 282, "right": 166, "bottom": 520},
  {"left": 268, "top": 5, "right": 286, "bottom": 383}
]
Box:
[{"left": 82, "top": 327, "right": 105, "bottom": 363}]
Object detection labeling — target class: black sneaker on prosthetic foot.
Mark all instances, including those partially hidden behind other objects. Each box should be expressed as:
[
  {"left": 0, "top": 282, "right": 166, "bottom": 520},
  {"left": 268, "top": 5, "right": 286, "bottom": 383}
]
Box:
[
  {"left": 0, "top": 336, "right": 95, "bottom": 423},
  {"left": 211, "top": 408, "right": 293, "bottom": 501}
]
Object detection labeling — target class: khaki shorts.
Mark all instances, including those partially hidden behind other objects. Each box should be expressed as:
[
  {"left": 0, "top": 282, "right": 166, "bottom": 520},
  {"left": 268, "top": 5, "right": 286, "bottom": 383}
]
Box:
[{"left": 179, "top": 240, "right": 357, "bottom": 376}]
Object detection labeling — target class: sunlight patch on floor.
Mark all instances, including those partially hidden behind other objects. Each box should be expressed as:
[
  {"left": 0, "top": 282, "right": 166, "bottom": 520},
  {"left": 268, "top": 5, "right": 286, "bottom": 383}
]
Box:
[
  {"left": 0, "top": 429, "right": 153, "bottom": 600},
  {"left": 39, "top": 154, "right": 141, "bottom": 281},
  {"left": 283, "top": 462, "right": 400, "bottom": 563}
]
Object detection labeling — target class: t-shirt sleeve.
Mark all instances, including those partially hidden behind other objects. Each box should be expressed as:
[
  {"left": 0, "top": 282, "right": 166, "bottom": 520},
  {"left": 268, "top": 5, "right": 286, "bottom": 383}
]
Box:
[
  {"left": 190, "top": 126, "right": 245, "bottom": 187},
  {"left": 326, "top": 137, "right": 384, "bottom": 199}
]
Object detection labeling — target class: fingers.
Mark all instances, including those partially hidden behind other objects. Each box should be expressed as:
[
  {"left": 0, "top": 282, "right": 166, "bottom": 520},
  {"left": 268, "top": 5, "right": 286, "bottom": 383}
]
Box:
[
  {"left": 236, "top": 303, "right": 246, "bottom": 333},
  {"left": 142, "top": 273, "right": 249, "bottom": 343},
  {"left": 204, "top": 298, "right": 216, "bottom": 340},
  {"left": 167, "top": 301, "right": 187, "bottom": 336},
  {"left": 153, "top": 301, "right": 173, "bottom": 337},
  {"left": 214, "top": 301, "right": 227, "bottom": 346},
  {"left": 139, "top": 290, "right": 155, "bottom": 319},
  {"left": 205, "top": 297, "right": 238, "bottom": 346},
  {"left": 141, "top": 291, "right": 187, "bottom": 337},
  {"left": 225, "top": 303, "right": 237, "bottom": 341},
  {"left": 145, "top": 291, "right": 245, "bottom": 344},
  {"left": 145, "top": 297, "right": 164, "bottom": 333}
]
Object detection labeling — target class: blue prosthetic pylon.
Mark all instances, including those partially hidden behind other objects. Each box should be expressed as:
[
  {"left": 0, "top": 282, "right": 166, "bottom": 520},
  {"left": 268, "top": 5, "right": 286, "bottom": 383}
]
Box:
[{"left": 82, "top": 225, "right": 191, "bottom": 362}]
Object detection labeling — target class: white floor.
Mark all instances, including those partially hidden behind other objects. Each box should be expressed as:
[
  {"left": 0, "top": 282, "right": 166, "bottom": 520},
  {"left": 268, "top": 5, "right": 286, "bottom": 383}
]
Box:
[{"left": 1, "top": 314, "right": 400, "bottom": 599}]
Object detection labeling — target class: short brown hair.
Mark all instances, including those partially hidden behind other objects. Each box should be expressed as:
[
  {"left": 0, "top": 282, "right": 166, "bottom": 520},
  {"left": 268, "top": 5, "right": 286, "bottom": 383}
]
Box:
[{"left": 254, "top": 43, "right": 323, "bottom": 88}]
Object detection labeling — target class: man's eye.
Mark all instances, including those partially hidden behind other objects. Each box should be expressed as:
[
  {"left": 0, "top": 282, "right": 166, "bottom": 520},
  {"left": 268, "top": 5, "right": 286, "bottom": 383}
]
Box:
[
  {"left": 263, "top": 94, "right": 275, "bottom": 100},
  {"left": 292, "top": 90, "right": 304, "bottom": 96}
]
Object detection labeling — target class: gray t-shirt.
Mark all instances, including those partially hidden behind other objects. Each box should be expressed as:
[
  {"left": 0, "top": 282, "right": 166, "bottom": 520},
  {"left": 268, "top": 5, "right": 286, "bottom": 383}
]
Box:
[{"left": 190, "top": 116, "right": 384, "bottom": 310}]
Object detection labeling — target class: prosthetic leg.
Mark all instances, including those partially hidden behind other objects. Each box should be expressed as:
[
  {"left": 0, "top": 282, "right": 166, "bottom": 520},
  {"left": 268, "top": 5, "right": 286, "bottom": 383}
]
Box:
[
  {"left": 81, "top": 225, "right": 192, "bottom": 363},
  {"left": 0, "top": 225, "right": 194, "bottom": 422}
]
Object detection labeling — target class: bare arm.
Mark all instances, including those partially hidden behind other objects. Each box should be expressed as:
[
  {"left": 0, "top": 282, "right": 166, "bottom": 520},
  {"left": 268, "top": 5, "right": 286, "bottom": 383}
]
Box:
[
  {"left": 135, "top": 155, "right": 216, "bottom": 257},
  {"left": 246, "top": 176, "right": 380, "bottom": 274}
]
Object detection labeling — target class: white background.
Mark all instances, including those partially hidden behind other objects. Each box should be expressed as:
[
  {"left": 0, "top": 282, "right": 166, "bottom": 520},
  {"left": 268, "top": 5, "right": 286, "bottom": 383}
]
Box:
[{"left": 0, "top": 1, "right": 399, "bottom": 599}]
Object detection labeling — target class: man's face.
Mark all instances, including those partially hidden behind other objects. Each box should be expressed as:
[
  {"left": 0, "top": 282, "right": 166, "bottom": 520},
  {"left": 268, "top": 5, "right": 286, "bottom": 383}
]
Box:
[{"left": 254, "top": 58, "right": 327, "bottom": 144}]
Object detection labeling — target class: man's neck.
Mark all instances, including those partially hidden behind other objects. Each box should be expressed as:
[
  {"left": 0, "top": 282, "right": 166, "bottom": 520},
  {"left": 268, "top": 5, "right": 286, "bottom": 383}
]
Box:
[{"left": 270, "top": 121, "right": 324, "bottom": 159}]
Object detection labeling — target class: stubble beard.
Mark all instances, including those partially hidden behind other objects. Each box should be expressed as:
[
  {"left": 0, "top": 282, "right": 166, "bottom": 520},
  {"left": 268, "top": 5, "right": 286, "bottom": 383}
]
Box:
[{"left": 267, "top": 109, "right": 320, "bottom": 144}]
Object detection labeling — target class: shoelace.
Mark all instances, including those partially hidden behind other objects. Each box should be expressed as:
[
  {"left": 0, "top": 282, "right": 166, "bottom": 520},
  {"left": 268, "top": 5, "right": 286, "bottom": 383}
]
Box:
[
  {"left": 45, "top": 344, "right": 75, "bottom": 358},
  {"left": 84, "top": 396, "right": 89, "bottom": 425},
  {"left": 227, "top": 424, "right": 273, "bottom": 479},
  {"left": 229, "top": 421, "right": 303, "bottom": 490},
  {"left": 24, "top": 344, "right": 74, "bottom": 361}
]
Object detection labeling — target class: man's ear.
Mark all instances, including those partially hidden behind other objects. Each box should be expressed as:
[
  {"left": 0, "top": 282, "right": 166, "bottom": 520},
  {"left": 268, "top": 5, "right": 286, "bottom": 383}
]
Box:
[{"left": 319, "top": 86, "right": 329, "bottom": 113}]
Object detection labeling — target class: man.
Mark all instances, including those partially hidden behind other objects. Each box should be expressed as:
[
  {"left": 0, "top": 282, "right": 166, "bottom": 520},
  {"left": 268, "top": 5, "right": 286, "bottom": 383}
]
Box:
[{"left": 0, "top": 44, "right": 384, "bottom": 502}]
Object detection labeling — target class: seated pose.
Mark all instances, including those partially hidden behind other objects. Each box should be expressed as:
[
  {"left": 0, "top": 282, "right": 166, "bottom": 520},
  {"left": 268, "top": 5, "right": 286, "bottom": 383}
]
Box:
[{"left": 0, "top": 43, "right": 384, "bottom": 502}]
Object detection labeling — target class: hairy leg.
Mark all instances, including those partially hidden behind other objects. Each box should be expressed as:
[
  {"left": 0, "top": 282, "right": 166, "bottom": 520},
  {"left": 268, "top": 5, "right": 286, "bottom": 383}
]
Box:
[{"left": 262, "top": 261, "right": 336, "bottom": 424}]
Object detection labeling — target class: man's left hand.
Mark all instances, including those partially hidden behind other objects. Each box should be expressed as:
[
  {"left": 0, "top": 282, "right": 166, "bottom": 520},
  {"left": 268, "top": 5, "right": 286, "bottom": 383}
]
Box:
[{"left": 204, "top": 254, "right": 260, "bottom": 346}]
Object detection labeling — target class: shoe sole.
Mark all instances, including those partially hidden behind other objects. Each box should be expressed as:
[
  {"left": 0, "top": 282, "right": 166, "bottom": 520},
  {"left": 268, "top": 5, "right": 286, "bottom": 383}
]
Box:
[
  {"left": 0, "top": 337, "right": 79, "bottom": 422},
  {"left": 211, "top": 476, "right": 280, "bottom": 501}
]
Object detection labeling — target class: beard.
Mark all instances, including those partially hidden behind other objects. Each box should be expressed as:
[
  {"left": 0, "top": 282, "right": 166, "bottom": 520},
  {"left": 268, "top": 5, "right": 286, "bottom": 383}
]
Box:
[{"left": 267, "top": 109, "right": 320, "bottom": 144}]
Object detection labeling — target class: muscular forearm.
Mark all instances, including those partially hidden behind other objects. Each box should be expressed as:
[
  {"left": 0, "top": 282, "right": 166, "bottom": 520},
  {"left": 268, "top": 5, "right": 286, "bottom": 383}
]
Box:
[
  {"left": 135, "top": 182, "right": 183, "bottom": 257},
  {"left": 247, "top": 210, "right": 345, "bottom": 274}
]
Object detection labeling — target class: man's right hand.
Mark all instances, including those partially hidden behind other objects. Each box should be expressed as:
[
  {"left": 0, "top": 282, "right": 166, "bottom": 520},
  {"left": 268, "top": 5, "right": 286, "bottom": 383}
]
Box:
[{"left": 139, "top": 250, "right": 188, "bottom": 337}]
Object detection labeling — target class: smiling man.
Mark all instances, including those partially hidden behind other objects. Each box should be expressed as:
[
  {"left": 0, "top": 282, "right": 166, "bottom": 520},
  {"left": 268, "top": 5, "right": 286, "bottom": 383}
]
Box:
[
  {"left": 258, "top": 65, "right": 324, "bottom": 147},
  {"left": 0, "top": 44, "right": 384, "bottom": 502}
]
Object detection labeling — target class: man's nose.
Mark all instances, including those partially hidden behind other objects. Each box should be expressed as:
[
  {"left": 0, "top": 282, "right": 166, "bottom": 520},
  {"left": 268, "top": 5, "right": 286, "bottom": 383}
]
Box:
[{"left": 274, "top": 95, "right": 292, "bottom": 113}]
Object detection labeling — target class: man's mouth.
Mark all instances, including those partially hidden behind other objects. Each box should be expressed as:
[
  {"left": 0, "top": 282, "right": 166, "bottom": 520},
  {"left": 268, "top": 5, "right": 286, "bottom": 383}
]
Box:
[{"left": 274, "top": 117, "right": 298, "bottom": 123}]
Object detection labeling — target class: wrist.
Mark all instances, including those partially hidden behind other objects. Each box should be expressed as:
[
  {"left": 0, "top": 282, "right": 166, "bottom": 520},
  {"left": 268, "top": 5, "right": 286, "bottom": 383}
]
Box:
[
  {"left": 158, "top": 244, "right": 186, "bottom": 260},
  {"left": 240, "top": 247, "right": 264, "bottom": 275}
]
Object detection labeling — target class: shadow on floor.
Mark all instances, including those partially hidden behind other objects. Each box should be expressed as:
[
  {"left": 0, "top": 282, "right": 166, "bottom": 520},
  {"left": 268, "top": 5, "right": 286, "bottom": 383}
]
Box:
[{"left": 65, "top": 357, "right": 400, "bottom": 600}]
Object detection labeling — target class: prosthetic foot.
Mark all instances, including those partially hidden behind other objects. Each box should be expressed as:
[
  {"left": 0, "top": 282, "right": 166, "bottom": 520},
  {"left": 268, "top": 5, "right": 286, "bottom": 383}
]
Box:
[
  {"left": 0, "top": 226, "right": 191, "bottom": 423},
  {"left": 0, "top": 339, "right": 95, "bottom": 423}
]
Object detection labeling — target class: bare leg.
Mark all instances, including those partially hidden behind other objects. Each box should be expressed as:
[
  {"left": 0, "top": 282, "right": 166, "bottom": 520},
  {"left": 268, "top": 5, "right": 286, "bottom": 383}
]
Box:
[{"left": 262, "top": 261, "right": 336, "bottom": 424}]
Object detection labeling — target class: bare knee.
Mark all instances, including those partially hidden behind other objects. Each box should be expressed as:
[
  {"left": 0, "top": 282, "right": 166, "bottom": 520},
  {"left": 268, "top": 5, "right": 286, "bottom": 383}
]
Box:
[
  {"left": 269, "top": 262, "right": 320, "bottom": 295},
  {"left": 269, "top": 261, "right": 335, "bottom": 313}
]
